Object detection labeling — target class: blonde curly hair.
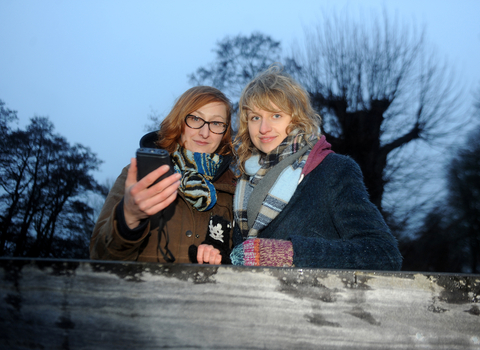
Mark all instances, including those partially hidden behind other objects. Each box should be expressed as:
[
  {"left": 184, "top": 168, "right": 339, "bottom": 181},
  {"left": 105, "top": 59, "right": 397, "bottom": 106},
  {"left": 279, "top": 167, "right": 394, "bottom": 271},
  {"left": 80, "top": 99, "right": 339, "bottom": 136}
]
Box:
[{"left": 234, "top": 64, "right": 322, "bottom": 173}]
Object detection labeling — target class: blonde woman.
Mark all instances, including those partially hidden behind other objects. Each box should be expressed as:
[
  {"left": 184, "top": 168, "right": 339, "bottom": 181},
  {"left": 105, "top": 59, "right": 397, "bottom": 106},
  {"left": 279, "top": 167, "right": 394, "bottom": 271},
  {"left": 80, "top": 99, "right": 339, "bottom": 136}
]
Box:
[{"left": 230, "top": 66, "right": 402, "bottom": 269}]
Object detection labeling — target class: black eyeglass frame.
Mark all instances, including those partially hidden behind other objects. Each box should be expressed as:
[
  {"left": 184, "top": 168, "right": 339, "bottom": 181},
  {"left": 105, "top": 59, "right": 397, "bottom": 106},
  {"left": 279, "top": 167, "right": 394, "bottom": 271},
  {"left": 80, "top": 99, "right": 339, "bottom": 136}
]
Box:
[{"left": 184, "top": 115, "right": 228, "bottom": 135}]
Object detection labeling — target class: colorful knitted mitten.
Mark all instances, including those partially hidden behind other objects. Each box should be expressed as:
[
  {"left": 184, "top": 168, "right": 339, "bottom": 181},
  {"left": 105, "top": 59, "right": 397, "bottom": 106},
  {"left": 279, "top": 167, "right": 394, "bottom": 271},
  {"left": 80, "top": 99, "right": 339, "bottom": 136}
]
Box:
[{"left": 230, "top": 238, "right": 294, "bottom": 267}]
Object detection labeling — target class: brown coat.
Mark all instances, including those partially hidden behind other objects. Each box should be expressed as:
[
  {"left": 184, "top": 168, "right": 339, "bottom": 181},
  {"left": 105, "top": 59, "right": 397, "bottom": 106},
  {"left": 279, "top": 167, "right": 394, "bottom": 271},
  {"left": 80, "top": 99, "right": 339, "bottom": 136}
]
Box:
[{"left": 90, "top": 165, "right": 236, "bottom": 263}]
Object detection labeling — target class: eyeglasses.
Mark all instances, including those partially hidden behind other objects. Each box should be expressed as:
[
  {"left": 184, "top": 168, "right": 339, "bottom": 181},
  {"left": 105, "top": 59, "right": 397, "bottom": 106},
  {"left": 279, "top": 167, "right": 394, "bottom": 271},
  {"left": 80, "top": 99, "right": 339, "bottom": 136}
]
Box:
[{"left": 184, "top": 115, "right": 228, "bottom": 134}]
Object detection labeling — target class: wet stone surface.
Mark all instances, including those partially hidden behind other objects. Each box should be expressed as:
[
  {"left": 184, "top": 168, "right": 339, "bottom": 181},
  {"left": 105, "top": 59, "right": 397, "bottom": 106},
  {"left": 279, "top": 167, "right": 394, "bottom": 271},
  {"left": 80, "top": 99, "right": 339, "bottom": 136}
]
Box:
[{"left": 1, "top": 258, "right": 479, "bottom": 350}]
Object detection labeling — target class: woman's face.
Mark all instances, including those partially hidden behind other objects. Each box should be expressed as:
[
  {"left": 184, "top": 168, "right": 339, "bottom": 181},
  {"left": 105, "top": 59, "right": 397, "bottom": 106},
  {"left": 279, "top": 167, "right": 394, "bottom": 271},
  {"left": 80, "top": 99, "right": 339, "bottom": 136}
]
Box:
[
  {"left": 247, "top": 102, "right": 292, "bottom": 154},
  {"left": 180, "top": 101, "right": 227, "bottom": 154}
]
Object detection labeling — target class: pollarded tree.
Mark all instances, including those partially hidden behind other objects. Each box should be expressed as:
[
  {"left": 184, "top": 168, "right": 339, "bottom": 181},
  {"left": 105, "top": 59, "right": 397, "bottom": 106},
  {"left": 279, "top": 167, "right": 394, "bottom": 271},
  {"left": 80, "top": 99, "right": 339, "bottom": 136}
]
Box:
[{"left": 289, "top": 10, "right": 464, "bottom": 218}]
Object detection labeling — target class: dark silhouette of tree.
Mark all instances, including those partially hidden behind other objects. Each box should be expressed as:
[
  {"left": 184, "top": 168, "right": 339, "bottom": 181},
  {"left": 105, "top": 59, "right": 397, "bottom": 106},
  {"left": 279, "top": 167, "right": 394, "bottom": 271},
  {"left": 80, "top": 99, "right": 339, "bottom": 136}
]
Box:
[
  {"left": 288, "top": 11, "right": 464, "bottom": 219},
  {"left": 400, "top": 209, "right": 465, "bottom": 272},
  {"left": 0, "top": 102, "right": 106, "bottom": 258},
  {"left": 401, "top": 92, "right": 480, "bottom": 273}
]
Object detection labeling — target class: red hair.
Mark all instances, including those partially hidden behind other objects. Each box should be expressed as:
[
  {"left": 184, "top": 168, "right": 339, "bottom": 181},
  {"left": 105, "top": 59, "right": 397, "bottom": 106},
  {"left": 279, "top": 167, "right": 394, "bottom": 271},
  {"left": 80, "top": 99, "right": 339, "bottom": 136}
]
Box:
[{"left": 156, "top": 86, "right": 233, "bottom": 155}]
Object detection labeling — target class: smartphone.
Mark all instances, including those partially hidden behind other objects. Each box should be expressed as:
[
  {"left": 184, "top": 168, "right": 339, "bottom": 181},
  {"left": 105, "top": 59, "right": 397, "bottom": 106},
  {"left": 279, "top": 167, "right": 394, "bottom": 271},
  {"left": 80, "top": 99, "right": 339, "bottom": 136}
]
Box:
[{"left": 136, "top": 148, "right": 174, "bottom": 186}]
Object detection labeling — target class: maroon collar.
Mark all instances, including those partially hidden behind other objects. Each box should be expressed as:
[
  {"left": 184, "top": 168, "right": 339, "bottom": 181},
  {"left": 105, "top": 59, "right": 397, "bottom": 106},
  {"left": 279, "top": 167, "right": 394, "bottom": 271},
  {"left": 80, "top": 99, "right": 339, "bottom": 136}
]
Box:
[{"left": 302, "top": 135, "right": 334, "bottom": 176}]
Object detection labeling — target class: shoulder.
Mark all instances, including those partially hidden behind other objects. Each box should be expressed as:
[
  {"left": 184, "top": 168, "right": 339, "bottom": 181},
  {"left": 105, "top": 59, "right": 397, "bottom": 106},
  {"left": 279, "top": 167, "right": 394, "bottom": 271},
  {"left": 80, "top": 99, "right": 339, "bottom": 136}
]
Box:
[
  {"left": 310, "top": 153, "right": 363, "bottom": 180},
  {"left": 299, "top": 154, "right": 367, "bottom": 200}
]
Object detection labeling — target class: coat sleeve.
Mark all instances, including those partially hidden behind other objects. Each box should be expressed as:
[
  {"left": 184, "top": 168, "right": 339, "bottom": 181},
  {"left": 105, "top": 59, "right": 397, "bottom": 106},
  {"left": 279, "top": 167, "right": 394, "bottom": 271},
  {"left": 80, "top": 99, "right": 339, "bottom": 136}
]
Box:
[
  {"left": 89, "top": 166, "right": 151, "bottom": 261},
  {"left": 289, "top": 156, "right": 403, "bottom": 270}
]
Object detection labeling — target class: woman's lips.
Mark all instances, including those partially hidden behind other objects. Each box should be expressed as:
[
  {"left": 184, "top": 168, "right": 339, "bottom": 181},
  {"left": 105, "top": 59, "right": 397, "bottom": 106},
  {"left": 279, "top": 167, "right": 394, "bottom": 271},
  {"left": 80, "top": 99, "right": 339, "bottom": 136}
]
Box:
[
  {"left": 259, "top": 136, "right": 276, "bottom": 143},
  {"left": 194, "top": 140, "right": 209, "bottom": 146}
]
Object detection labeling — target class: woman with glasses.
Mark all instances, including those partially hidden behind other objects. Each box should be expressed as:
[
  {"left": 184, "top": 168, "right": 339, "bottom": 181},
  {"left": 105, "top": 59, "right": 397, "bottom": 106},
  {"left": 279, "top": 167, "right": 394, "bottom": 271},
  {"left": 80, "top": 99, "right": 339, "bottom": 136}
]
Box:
[{"left": 90, "top": 86, "right": 236, "bottom": 264}]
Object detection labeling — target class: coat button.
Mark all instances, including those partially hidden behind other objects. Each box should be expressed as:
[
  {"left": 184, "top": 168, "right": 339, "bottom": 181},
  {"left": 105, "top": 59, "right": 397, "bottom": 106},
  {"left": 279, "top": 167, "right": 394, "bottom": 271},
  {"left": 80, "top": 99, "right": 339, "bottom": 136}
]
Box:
[
  {"left": 195, "top": 234, "right": 200, "bottom": 238},
  {"left": 186, "top": 230, "right": 193, "bottom": 238}
]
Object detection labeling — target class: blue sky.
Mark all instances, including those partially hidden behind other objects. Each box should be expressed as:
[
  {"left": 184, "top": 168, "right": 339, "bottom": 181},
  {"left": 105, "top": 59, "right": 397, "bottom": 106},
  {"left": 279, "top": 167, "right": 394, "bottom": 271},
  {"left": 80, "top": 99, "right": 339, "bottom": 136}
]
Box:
[{"left": 1, "top": 0, "right": 479, "bottom": 184}]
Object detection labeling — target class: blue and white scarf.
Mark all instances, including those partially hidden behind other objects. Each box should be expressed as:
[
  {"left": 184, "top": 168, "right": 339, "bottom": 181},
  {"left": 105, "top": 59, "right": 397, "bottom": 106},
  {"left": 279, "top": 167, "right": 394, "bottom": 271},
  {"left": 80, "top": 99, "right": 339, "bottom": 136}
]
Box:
[
  {"left": 234, "top": 130, "right": 317, "bottom": 239},
  {"left": 172, "top": 145, "right": 222, "bottom": 211}
]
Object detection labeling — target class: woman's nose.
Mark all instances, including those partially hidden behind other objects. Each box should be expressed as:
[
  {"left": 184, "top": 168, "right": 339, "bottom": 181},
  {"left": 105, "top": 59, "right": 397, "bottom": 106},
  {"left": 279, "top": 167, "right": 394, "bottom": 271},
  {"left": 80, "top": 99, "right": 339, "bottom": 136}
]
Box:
[
  {"left": 259, "top": 119, "right": 271, "bottom": 134},
  {"left": 199, "top": 123, "right": 210, "bottom": 138}
]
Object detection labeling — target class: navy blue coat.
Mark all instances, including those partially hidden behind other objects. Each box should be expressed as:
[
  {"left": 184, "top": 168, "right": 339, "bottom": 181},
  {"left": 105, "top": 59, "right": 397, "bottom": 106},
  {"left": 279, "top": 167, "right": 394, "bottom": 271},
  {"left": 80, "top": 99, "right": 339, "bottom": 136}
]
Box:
[{"left": 233, "top": 153, "right": 403, "bottom": 270}]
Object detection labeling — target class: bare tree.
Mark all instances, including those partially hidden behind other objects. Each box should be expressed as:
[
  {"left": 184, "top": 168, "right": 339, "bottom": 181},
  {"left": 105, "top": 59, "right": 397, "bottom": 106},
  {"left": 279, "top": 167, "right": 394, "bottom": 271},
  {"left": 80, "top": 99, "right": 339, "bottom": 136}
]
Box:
[
  {"left": 0, "top": 111, "right": 106, "bottom": 258},
  {"left": 287, "top": 10, "right": 465, "bottom": 228}
]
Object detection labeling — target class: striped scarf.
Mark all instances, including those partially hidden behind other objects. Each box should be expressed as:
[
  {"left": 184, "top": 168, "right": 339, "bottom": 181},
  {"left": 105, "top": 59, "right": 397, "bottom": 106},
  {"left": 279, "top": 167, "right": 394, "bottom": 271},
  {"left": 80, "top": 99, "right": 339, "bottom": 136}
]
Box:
[
  {"left": 234, "top": 130, "right": 317, "bottom": 239},
  {"left": 172, "top": 145, "right": 222, "bottom": 211}
]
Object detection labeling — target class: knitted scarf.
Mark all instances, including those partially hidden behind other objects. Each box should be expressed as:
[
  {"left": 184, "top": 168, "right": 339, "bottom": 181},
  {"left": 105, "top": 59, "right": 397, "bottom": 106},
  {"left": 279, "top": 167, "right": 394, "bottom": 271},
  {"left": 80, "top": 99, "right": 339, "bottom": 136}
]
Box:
[
  {"left": 234, "top": 130, "right": 317, "bottom": 239},
  {"left": 171, "top": 145, "right": 222, "bottom": 211}
]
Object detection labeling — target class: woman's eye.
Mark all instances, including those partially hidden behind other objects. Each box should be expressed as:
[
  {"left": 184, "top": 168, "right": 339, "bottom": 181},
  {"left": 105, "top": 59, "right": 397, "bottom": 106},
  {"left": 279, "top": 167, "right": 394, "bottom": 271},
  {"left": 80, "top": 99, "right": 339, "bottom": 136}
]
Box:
[
  {"left": 191, "top": 116, "right": 200, "bottom": 121},
  {"left": 250, "top": 116, "right": 260, "bottom": 122},
  {"left": 212, "top": 121, "right": 221, "bottom": 126},
  {"left": 273, "top": 114, "right": 282, "bottom": 119}
]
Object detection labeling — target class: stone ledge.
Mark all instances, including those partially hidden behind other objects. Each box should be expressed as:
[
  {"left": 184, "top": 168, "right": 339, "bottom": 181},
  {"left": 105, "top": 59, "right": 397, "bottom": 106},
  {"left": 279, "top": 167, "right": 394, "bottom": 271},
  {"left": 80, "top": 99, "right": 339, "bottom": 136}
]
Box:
[{"left": 1, "top": 258, "right": 479, "bottom": 349}]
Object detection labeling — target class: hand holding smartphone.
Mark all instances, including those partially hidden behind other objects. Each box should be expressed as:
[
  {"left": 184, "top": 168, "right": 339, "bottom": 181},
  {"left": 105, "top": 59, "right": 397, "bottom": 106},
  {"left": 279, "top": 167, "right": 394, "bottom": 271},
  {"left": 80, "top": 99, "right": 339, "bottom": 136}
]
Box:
[{"left": 136, "top": 148, "right": 174, "bottom": 186}]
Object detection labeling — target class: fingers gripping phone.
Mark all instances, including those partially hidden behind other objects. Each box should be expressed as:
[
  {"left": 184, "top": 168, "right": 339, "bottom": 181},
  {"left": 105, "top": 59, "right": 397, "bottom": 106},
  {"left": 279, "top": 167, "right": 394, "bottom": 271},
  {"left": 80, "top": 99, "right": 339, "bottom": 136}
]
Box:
[{"left": 136, "top": 148, "right": 174, "bottom": 186}]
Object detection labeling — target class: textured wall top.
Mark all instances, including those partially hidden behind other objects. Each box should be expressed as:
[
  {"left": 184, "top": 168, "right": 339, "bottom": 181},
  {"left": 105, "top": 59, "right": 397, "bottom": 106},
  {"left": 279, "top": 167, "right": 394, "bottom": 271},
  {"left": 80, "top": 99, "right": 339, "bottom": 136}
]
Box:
[{"left": 1, "top": 258, "right": 479, "bottom": 349}]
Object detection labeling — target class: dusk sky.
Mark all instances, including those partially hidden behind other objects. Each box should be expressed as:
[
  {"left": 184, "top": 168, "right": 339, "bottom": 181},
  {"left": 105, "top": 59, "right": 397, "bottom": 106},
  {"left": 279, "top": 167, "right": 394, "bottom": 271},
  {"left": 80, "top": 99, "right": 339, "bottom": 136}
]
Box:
[{"left": 1, "top": 0, "right": 479, "bottom": 184}]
